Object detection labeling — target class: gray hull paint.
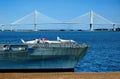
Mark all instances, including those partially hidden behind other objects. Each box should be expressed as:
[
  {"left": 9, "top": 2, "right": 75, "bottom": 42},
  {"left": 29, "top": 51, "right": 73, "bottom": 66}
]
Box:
[{"left": 0, "top": 44, "right": 88, "bottom": 69}]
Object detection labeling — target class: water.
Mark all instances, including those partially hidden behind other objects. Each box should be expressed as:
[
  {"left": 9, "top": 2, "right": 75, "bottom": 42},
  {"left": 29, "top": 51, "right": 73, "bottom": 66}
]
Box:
[{"left": 0, "top": 31, "right": 120, "bottom": 72}]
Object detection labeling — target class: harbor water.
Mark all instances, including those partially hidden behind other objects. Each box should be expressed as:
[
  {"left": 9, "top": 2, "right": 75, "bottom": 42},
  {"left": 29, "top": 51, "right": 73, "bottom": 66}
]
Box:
[{"left": 0, "top": 31, "right": 120, "bottom": 72}]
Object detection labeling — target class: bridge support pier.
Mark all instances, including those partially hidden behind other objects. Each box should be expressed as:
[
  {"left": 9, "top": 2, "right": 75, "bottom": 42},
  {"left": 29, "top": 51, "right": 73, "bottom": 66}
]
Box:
[
  {"left": 1, "top": 27, "right": 4, "bottom": 32},
  {"left": 10, "top": 26, "right": 13, "bottom": 32},
  {"left": 113, "top": 24, "right": 116, "bottom": 31},
  {"left": 34, "top": 10, "right": 37, "bottom": 31},
  {"left": 90, "top": 10, "right": 93, "bottom": 32},
  {"left": 34, "top": 24, "right": 37, "bottom": 31},
  {"left": 90, "top": 24, "right": 93, "bottom": 31},
  {"left": 1, "top": 25, "right": 4, "bottom": 32}
]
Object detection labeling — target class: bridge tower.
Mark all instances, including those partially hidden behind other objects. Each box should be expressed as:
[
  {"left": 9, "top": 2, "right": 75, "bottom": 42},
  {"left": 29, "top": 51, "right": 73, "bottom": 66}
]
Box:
[
  {"left": 113, "top": 24, "right": 116, "bottom": 31},
  {"left": 34, "top": 10, "right": 37, "bottom": 31},
  {"left": 90, "top": 10, "right": 93, "bottom": 31},
  {"left": 10, "top": 25, "right": 13, "bottom": 32},
  {"left": 1, "top": 24, "right": 4, "bottom": 32}
]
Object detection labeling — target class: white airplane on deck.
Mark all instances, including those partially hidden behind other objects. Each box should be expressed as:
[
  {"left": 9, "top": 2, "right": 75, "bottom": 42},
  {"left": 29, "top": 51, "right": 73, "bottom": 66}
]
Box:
[
  {"left": 42, "top": 38, "right": 61, "bottom": 44},
  {"left": 21, "top": 37, "right": 75, "bottom": 44},
  {"left": 21, "top": 39, "right": 42, "bottom": 44},
  {"left": 57, "top": 37, "right": 75, "bottom": 43}
]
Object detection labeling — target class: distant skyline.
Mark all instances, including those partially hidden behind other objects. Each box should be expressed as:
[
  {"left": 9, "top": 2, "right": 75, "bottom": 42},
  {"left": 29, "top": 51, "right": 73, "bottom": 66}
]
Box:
[{"left": 0, "top": 0, "right": 120, "bottom": 30}]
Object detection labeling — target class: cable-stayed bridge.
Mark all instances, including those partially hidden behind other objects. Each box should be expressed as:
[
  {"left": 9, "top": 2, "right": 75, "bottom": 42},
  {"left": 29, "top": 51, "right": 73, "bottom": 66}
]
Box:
[
  {"left": 67, "top": 10, "right": 115, "bottom": 31},
  {"left": 0, "top": 10, "right": 119, "bottom": 31},
  {"left": 1, "top": 10, "right": 62, "bottom": 31}
]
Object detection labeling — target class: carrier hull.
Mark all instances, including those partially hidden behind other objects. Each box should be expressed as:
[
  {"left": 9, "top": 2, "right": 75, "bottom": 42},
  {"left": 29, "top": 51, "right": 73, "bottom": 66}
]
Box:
[{"left": 0, "top": 44, "right": 88, "bottom": 70}]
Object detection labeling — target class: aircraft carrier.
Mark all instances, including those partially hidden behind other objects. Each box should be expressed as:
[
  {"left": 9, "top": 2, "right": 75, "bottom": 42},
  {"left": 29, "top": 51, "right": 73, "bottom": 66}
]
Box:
[{"left": 0, "top": 39, "right": 88, "bottom": 72}]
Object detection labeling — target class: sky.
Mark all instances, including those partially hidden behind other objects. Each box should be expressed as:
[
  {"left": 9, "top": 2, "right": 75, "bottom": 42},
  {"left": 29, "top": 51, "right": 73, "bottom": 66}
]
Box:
[{"left": 0, "top": 0, "right": 120, "bottom": 30}]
